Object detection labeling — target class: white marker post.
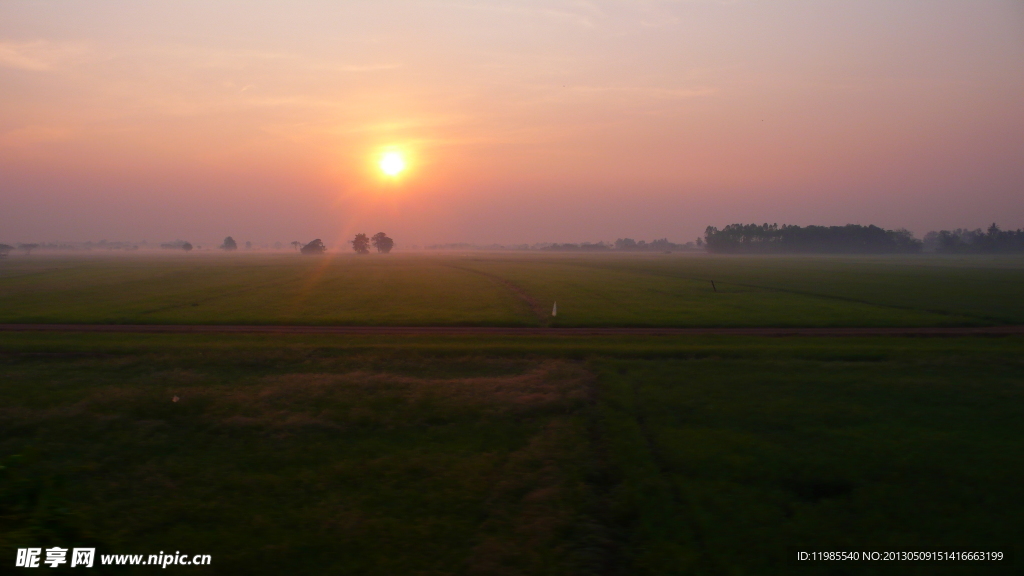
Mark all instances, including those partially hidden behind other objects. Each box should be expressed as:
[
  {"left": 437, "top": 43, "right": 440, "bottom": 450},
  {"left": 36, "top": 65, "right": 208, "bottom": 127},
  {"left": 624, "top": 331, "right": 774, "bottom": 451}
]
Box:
[{"left": 552, "top": 302, "right": 557, "bottom": 317}]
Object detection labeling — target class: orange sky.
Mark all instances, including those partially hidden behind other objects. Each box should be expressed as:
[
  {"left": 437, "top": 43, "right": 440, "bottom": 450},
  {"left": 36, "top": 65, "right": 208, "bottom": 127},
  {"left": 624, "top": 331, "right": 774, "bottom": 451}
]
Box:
[{"left": 2, "top": 1, "right": 1023, "bottom": 247}]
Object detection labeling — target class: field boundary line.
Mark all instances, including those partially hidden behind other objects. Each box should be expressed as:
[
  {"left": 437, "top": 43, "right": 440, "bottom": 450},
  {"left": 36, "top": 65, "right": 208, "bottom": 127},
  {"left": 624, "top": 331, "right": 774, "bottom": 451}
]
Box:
[{"left": 1, "top": 324, "right": 1022, "bottom": 337}]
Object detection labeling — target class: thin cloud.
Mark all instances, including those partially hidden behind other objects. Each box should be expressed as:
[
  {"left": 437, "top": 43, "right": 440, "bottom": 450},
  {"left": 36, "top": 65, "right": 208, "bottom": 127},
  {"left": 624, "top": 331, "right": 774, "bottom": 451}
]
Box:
[
  {"left": 0, "top": 125, "right": 76, "bottom": 146},
  {"left": 569, "top": 85, "right": 718, "bottom": 99},
  {"left": 444, "top": 1, "right": 604, "bottom": 28},
  {"left": 145, "top": 43, "right": 400, "bottom": 74},
  {"left": 339, "top": 63, "right": 402, "bottom": 72},
  {"left": 0, "top": 40, "right": 93, "bottom": 71},
  {"left": 0, "top": 41, "right": 54, "bottom": 70}
]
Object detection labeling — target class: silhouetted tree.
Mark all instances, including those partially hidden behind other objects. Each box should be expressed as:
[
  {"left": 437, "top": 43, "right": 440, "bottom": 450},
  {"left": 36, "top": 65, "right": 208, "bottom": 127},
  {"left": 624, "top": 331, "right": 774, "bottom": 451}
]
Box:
[
  {"left": 371, "top": 232, "right": 395, "bottom": 253},
  {"left": 182, "top": 242, "right": 193, "bottom": 252},
  {"left": 244, "top": 241, "right": 252, "bottom": 250},
  {"left": 0, "top": 244, "right": 12, "bottom": 258},
  {"left": 290, "top": 241, "right": 301, "bottom": 251},
  {"left": 18, "top": 243, "right": 39, "bottom": 255},
  {"left": 221, "top": 236, "right": 237, "bottom": 250},
  {"left": 300, "top": 239, "right": 326, "bottom": 255},
  {"left": 351, "top": 233, "right": 370, "bottom": 254}
]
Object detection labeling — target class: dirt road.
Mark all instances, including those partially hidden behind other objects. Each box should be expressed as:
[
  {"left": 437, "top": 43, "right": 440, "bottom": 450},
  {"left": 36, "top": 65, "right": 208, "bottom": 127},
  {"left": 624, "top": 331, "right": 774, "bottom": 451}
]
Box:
[{"left": 1, "top": 324, "right": 1022, "bottom": 337}]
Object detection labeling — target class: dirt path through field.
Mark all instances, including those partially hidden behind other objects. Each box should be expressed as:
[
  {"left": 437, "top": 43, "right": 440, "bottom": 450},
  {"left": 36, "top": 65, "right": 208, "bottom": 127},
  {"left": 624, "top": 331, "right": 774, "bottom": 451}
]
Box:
[{"left": 1, "top": 324, "right": 1022, "bottom": 337}]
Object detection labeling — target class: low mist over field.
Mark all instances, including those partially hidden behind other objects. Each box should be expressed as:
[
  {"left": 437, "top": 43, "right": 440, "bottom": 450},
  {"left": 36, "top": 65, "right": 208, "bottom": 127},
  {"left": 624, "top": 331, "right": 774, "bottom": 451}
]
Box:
[{"left": 5, "top": 221, "right": 1024, "bottom": 256}]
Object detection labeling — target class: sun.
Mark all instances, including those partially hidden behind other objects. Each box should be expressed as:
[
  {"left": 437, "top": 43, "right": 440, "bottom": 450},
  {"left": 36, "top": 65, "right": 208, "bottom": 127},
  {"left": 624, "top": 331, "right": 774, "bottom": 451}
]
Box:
[{"left": 379, "top": 152, "right": 406, "bottom": 176}]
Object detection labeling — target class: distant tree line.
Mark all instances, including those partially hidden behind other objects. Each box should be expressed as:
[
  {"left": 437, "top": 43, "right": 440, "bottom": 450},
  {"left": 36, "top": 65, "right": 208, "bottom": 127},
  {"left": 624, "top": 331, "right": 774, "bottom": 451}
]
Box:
[
  {"left": 427, "top": 243, "right": 534, "bottom": 250},
  {"left": 541, "top": 241, "right": 611, "bottom": 252},
  {"left": 160, "top": 240, "right": 193, "bottom": 251},
  {"left": 704, "top": 224, "right": 922, "bottom": 254},
  {"left": 0, "top": 240, "right": 141, "bottom": 252},
  {"left": 923, "top": 224, "right": 1024, "bottom": 254},
  {"left": 613, "top": 238, "right": 702, "bottom": 252},
  {"left": 426, "top": 239, "right": 702, "bottom": 252},
  {"left": 200, "top": 234, "right": 397, "bottom": 255},
  {"left": 9, "top": 224, "right": 1021, "bottom": 257}
]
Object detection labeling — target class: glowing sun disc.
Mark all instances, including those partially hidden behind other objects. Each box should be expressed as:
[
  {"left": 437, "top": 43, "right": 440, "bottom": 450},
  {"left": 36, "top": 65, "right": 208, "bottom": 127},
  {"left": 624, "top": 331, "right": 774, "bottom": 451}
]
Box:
[{"left": 380, "top": 152, "right": 406, "bottom": 176}]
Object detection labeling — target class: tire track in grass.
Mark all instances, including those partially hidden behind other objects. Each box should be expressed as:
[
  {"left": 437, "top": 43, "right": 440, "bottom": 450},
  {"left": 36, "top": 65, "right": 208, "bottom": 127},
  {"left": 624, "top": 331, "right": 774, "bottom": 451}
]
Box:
[
  {"left": 446, "top": 257, "right": 998, "bottom": 326},
  {"left": 134, "top": 274, "right": 303, "bottom": 316},
  {"left": 595, "top": 364, "right": 729, "bottom": 575},
  {"left": 625, "top": 375, "right": 730, "bottom": 576},
  {"left": 558, "top": 260, "right": 1005, "bottom": 326},
  {"left": 441, "top": 263, "right": 550, "bottom": 326}
]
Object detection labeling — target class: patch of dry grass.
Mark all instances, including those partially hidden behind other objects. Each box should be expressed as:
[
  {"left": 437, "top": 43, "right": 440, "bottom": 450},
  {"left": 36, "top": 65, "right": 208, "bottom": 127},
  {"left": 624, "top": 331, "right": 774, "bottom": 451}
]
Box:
[{"left": 0, "top": 353, "right": 602, "bottom": 575}]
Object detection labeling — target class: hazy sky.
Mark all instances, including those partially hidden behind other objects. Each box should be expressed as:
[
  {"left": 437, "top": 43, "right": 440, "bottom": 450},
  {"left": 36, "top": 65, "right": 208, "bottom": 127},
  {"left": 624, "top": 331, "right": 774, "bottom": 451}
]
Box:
[{"left": 2, "top": 0, "right": 1022, "bottom": 246}]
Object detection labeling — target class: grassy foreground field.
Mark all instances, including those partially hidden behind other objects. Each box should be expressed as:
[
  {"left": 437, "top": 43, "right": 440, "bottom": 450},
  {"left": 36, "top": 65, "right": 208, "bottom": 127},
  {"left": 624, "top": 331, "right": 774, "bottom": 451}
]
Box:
[
  {"left": 1, "top": 252, "right": 1023, "bottom": 326},
  {"left": 2, "top": 332, "right": 1021, "bottom": 575},
  {"left": 2, "top": 254, "right": 1020, "bottom": 573}
]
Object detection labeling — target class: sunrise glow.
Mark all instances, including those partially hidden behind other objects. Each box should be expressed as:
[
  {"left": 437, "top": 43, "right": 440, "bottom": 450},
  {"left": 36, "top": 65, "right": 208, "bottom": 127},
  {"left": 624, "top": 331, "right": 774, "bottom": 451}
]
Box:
[{"left": 0, "top": 1, "right": 1020, "bottom": 245}]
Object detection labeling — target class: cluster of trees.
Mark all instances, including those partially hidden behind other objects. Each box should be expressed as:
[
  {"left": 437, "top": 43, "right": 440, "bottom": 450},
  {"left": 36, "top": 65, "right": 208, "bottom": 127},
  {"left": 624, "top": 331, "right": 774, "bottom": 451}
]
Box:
[
  {"left": 923, "top": 224, "right": 1024, "bottom": 254},
  {"left": 703, "top": 224, "right": 922, "bottom": 254},
  {"left": 704, "top": 222, "right": 1023, "bottom": 254},
  {"left": 219, "top": 237, "right": 259, "bottom": 251},
  {"left": 207, "top": 235, "right": 394, "bottom": 255},
  {"left": 160, "top": 240, "right": 193, "bottom": 252},
  {"left": 351, "top": 233, "right": 394, "bottom": 254},
  {"left": 0, "top": 235, "right": 401, "bottom": 255}
]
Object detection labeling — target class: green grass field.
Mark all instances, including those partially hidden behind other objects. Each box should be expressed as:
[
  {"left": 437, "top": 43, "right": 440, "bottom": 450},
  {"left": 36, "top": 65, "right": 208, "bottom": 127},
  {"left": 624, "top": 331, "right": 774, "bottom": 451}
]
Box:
[
  {"left": 1, "top": 252, "right": 1022, "bottom": 326},
  {"left": 2, "top": 332, "right": 1021, "bottom": 574},
  {"left": 2, "top": 253, "right": 1021, "bottom": 574}
]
